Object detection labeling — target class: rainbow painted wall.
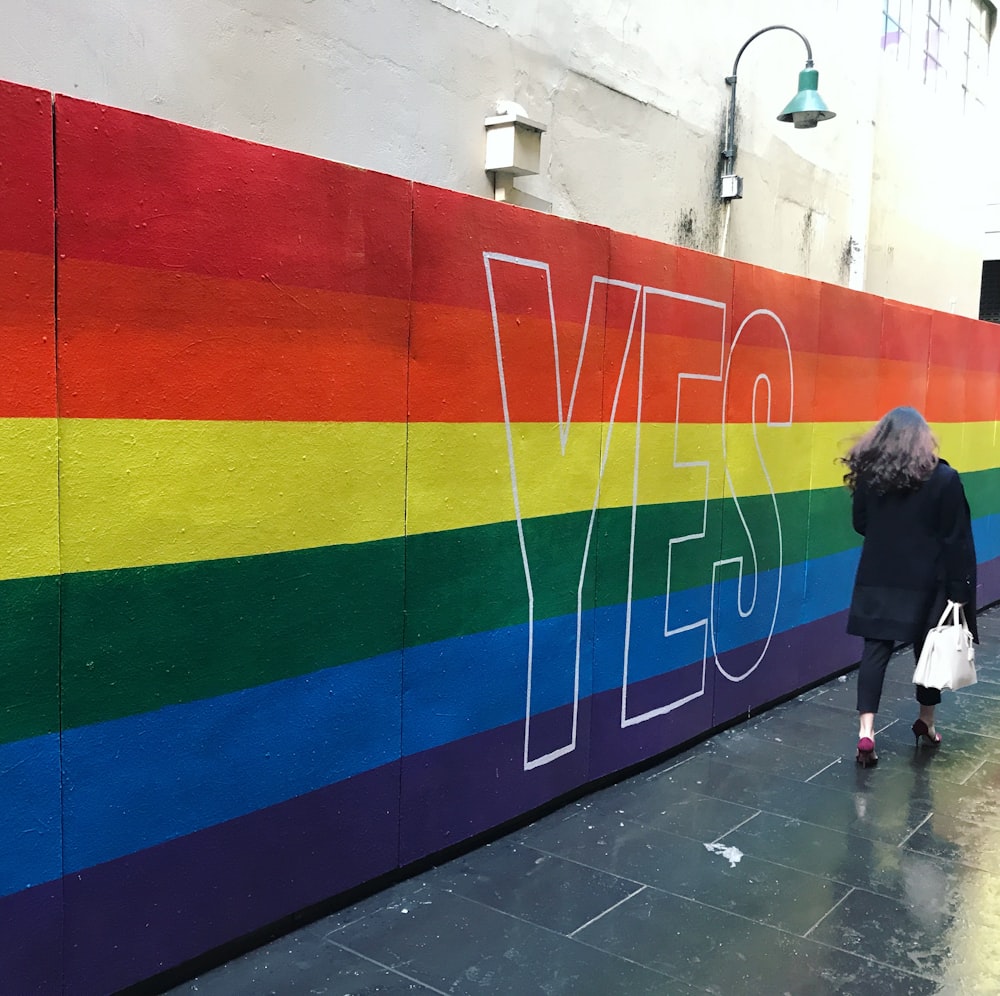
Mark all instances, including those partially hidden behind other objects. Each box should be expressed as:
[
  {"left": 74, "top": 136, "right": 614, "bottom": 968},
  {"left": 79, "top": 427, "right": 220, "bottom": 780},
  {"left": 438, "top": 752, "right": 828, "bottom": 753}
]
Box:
[{"left": 3, "top": 77, "right": 1000, "bottom": 993}]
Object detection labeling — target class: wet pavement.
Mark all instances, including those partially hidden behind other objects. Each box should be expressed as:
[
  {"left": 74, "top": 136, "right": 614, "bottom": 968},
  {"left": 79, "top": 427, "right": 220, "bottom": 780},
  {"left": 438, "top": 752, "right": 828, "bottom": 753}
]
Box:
[{"left": 169, "top": 606, "right": 1000, "bottom": 995}]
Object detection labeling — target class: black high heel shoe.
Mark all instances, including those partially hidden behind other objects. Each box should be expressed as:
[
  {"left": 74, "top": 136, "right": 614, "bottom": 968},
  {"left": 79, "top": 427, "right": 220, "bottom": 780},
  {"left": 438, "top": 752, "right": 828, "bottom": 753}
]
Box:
[
  {"left": 856, "top": 737, "right": 878, "bottom": 767},
  {"left": 912, "top": 719, "right": 942, "bottom": 747}
]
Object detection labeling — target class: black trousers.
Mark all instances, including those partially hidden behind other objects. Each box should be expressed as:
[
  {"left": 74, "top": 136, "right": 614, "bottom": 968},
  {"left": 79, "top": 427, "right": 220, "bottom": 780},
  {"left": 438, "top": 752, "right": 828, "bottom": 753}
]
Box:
[{"left": 857, "top": 637, "right": 942, "bottom": 714}]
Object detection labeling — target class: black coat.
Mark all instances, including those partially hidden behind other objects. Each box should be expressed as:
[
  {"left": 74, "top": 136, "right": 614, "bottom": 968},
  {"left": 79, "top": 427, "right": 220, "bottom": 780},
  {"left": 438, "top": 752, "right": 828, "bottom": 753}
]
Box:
[{"left": 847, "top": 460, "right": 978, "bottom": 643}]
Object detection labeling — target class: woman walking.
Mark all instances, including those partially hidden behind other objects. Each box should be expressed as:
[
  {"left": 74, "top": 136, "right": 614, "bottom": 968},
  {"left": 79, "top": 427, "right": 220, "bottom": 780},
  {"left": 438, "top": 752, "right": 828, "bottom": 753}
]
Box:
[{"left": 841, "top": 406, "right": 977, "bottom": 767}]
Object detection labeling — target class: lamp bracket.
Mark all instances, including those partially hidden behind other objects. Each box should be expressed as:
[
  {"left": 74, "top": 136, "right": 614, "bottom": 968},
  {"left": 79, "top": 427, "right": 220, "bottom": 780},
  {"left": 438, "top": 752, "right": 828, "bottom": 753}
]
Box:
[{"left": 719, "top": 24, "right": 830, "bottom": 202}]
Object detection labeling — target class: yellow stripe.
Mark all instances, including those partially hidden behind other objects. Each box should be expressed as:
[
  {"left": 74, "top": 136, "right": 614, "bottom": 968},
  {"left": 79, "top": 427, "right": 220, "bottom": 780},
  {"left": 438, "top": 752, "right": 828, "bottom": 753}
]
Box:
[
  {"left": 934, "top": 421, "right": 1000, "bottom": 474},
  {"left": 54, "top": 418, "right": 1000, "bottom": 573},
  {"left": 408, "top": 421, "right": 846, "bottom": 534},
  {"left": 406, "top": 420, "right": 1000, "bottom": 533},
  {"left": 0, "top": 419, "right": 59, "bottom": 580},
  {"left": 59, "top": 420, "right": 406, "bottom": 572}
]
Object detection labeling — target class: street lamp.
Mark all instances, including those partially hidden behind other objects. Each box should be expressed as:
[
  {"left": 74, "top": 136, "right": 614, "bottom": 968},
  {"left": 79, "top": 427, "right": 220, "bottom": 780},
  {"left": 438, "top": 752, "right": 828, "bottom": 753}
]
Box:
[{"left": 720, "top": 24, "right": 835, "bottom": 200}]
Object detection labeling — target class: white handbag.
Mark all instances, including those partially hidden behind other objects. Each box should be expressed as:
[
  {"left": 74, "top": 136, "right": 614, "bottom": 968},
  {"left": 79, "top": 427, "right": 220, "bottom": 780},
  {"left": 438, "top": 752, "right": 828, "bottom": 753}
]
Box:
[{"left": 912, "top": 600, "right": 977, "bottom": 691}]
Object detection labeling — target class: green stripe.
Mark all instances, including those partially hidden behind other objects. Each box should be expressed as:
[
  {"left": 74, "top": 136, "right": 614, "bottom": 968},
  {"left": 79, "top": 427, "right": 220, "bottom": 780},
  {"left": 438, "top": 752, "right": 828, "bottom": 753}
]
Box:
[
  {"left": 0, "top": 575, "right": 60, "bottom": 744},
  {"left": 964, "top": 470, "right": 997, "bottom": 519},
  {"left": 404, "top": 485, "right": 856, "bottom": 644},
  {"left": 62, "top": 543, "right": 405, "bottom": 730},
  {"left": 16, "top": 468, "right": 997, "bottom": 736}
]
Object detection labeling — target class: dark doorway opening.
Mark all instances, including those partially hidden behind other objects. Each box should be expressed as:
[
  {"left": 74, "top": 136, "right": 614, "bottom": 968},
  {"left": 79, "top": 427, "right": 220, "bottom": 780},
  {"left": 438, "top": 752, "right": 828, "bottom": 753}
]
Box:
[{"left": 981, "top": 259, "right": 1000, "bottom": 323}]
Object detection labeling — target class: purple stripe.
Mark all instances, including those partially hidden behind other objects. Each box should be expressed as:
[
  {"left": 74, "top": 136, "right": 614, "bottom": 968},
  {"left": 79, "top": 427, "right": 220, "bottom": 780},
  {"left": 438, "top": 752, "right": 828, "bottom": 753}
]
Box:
[
  {"left": 979, "top": 555, "right": 1000, "bottom": 606},
  {"left": 711, "top": 611, "right": 856, "bottom": 726},
  {"left": 62, "top": 761, "right": 400, "bottom": 995},
  {"left": 588, "top": 659, "right": 716, "bottom": 779},
  {"left": 588, "top": 613, "right": 855, "bottom": 778},
  {"left": 399, "top": 699, "right": 592, "bottom": 865},
  {"left": 0, "top": 878, "right": 62, "bottom": 994}
]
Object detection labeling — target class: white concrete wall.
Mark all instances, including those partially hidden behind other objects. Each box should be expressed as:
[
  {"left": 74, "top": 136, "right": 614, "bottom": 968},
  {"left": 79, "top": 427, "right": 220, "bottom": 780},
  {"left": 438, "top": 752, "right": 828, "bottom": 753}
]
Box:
[
  {"left": 865, "top": 62, "right": 988, "bottom": 313},
  {"left": 987, "top": 204, "right": 1000, "bottom": 260},
  {"left": 4, "top": 0, "right": 995, "bottom": 315}
]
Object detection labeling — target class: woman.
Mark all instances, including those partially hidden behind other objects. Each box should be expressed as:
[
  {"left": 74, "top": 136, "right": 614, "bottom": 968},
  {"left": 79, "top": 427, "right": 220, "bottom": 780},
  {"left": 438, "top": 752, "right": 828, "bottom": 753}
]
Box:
[{"left": 841, "top": 406, "right": 977, "bottom": 767}]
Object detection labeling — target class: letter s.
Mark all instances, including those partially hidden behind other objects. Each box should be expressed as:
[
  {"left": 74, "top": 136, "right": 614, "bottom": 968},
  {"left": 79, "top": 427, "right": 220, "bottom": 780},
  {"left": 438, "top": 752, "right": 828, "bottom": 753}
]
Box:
[{"left": 712, "top": 309, "right": 793, "bottom": 681}]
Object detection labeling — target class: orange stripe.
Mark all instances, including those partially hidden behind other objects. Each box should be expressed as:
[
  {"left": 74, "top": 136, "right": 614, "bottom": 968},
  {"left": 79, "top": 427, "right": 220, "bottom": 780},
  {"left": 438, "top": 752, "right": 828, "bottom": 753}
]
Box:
[
  {"left": 0, "top": 250, "right": 55, "bottom": 417},
  {"left": 58, "top": 259, "right": 408, "bottom": 421},
  {"left": 409, "top": 299, "right": 733, "bottom": 423},
  {"left": 57, "top": 255, "right": 1000, "bottom": 425}
]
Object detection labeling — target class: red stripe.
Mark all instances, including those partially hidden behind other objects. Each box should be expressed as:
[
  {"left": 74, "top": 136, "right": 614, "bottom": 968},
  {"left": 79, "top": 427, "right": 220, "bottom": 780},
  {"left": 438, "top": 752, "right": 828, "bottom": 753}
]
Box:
[
  {"left": 55, "top": 96, "right": 412, "bottom": 299},
  {"left": 413, "top": 183, "right": 609, "bottom": 323},
  {"left": 927, "top": 311, "right": 1000, "bottom": 423},
  {"left": 882, "top": 300, "right": 933, "bottom": 363},
  {"left": 0, "top": 81, "right": 53, "bottom": 258}
]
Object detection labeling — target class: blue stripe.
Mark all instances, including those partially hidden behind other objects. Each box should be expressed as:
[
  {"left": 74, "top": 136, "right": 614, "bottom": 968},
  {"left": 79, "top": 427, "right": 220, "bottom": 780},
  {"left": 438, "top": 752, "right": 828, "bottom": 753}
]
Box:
[
  {"left": 973, "top": 514, "right": 1000, "bottom": 565},
  {"left": 0, "top": 734, "right": 61, "bottom": 898},
  {"left": 62, "top": 651, "right": 402, "bottom": 873}
]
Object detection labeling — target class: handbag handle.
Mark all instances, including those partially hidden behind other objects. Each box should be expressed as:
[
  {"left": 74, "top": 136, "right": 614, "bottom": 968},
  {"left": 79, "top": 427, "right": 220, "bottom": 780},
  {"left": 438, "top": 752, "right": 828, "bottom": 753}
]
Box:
[{"left": 934, "top": 599, "right": 965, "bottom": 629}]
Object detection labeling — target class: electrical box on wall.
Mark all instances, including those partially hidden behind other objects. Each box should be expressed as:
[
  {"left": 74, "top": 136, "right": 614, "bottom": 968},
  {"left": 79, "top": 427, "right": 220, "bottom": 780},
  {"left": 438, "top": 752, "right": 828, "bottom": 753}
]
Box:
[{"left": 720, "top": 173, "right": 743, "bottom": 200}]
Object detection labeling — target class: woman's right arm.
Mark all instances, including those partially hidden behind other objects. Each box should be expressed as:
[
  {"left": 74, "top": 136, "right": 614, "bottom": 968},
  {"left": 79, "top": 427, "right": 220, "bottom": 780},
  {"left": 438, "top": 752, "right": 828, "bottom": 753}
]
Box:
[
  {"left": 939, "top": 471, "right": 976, "bottom": 603},
  {"left": 852, "top": 484, "right": 867, "bottom": 536}
]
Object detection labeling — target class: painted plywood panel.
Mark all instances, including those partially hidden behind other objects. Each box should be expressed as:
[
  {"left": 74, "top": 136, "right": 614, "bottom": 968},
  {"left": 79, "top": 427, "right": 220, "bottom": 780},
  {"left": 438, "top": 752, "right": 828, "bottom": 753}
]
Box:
[
  {"left": 587, "top": 232, "right": 735, "bottom": 778},
  {"left": 0, "top": 78, "right": 61, "bottom": 994},
  {"left": 54, "top": 95, "right": 411, "bottom": 994},
  {"left": 713, "top": 262, "right": 838, "bottom": 723},
  {"left": 879, "top": 300, "right": 932, "bottom": 414},
  {"left": 401, "top": 183, "right": 607, "bottom": 862}
]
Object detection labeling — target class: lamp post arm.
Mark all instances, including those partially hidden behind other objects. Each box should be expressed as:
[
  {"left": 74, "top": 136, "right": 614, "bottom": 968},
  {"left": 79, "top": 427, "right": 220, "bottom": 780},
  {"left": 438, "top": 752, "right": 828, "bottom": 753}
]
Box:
[
  {"left": 730, "top": 24, "right": 813, "bottom": 78},
  {"left": 722, "top": 24, "right": 815, "bottom": 174}
]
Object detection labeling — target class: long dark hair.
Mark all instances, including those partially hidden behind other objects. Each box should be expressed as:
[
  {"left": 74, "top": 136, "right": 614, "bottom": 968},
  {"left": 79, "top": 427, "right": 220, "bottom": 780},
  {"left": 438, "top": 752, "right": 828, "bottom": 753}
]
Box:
[{"left": 840, "top": 406, "right": 938, "bottom": 494}]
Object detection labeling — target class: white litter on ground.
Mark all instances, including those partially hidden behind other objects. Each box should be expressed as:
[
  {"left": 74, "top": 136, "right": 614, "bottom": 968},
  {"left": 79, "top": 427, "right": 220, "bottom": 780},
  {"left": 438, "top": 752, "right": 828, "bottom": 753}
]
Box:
[{"left": 704, "top": 841, "right": 744, "bottom": 867}]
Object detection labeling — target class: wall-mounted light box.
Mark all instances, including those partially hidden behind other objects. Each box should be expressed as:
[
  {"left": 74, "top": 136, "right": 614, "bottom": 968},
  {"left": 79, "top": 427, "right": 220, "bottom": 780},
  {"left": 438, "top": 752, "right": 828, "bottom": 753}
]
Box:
[{"left": 484, "top": 110, "right": 546, "bottom": 177}]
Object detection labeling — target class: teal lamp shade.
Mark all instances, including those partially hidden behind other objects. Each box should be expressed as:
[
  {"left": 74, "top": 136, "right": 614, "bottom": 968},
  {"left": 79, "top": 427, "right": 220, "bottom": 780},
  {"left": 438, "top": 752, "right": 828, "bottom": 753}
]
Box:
[{"left": 777, "top": 67, "right": 835, "bottom": 129}]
